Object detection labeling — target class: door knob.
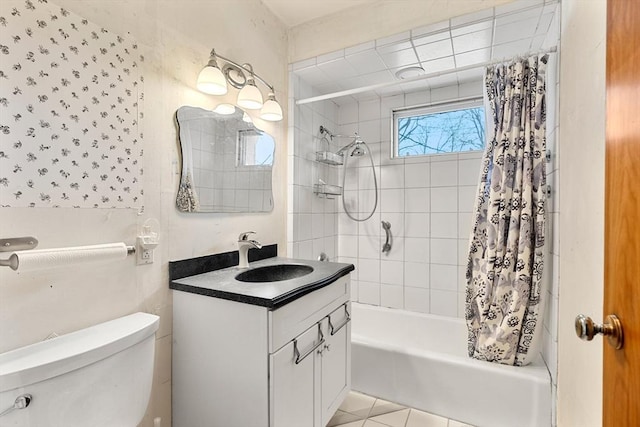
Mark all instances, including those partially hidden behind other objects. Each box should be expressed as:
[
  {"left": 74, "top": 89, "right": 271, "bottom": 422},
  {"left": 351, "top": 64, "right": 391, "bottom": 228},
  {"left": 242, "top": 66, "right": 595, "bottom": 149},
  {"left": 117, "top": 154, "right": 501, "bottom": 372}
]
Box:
[{"left": 575, "top": 314, "right": 623, "bottom": 350}]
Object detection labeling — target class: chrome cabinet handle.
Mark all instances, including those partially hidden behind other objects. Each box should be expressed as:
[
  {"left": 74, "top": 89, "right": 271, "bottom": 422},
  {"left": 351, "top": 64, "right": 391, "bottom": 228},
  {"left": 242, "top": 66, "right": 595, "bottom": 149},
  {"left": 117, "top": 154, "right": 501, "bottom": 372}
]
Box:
[
  {"left": 328, "top": 303, "right": 351, "bottom": 336},
  {"left": 293, "top": 323, "right": 325, "bottom": 364},
  {"left": 382, "top": 221, "right": 392, "bottom": 253}
]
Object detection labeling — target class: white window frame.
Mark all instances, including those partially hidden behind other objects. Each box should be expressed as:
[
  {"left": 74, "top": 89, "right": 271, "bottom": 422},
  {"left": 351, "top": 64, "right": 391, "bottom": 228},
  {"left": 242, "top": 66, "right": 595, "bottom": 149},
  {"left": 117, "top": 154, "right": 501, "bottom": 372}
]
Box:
[
  {"left": 391, "top": 97, "right": 485, "bottom": 159},
  {"left": 236, "top": 129, "right": 274, "bottom": 169}
]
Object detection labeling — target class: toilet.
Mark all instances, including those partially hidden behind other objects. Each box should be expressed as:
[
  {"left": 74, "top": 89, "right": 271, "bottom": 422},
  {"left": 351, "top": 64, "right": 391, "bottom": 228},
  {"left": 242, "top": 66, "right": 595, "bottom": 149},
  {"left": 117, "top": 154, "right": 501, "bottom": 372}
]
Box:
[{"left": 0, "top": 312, "right": 159, "bottom": 426}]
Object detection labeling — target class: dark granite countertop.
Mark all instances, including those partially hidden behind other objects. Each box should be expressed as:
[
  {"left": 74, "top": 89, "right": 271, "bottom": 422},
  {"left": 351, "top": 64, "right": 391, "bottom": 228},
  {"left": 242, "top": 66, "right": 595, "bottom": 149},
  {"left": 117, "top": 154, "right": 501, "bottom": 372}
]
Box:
[{"left": 170, "top": 256, "right": 354, "bottom": 309}]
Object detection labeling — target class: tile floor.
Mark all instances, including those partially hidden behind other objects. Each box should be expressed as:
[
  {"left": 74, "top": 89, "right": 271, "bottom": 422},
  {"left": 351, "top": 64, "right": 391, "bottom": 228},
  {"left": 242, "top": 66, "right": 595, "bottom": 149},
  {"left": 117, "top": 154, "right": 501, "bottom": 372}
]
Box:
[{"left": 328, "top": 391, "right": 474, "bottom": 427}]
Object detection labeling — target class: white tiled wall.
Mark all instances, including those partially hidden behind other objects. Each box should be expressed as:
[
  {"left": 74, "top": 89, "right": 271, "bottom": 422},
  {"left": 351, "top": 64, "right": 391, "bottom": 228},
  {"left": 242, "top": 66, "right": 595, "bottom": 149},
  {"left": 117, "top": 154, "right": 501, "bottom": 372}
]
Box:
[
  {"left": 335, "top": 81, "right": 485, "bottom": 319},
  {"left": 287, "top": 75, "right": 341, "bottom": 262}
]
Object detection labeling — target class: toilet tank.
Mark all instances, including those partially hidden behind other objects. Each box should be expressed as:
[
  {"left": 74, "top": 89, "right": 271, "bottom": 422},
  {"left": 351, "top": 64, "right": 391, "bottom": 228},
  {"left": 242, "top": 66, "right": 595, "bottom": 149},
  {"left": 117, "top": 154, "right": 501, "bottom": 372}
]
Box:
[{"left": 0, "top": 312, "right": 159, "bottom": 427}]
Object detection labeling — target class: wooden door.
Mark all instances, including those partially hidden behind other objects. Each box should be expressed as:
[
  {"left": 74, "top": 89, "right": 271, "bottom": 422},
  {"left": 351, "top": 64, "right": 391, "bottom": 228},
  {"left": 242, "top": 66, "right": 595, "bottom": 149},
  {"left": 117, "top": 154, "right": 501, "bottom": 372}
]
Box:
[{"left": 604, "top": 0, "right": 640, "bottom": 425}]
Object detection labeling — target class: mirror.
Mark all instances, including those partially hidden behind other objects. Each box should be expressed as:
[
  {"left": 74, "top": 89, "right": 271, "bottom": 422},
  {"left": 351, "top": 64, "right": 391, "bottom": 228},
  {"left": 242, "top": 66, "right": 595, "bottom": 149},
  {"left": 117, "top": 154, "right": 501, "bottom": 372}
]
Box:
[{"left": 175, "top": 106, "right": 274, "bottom": 213}]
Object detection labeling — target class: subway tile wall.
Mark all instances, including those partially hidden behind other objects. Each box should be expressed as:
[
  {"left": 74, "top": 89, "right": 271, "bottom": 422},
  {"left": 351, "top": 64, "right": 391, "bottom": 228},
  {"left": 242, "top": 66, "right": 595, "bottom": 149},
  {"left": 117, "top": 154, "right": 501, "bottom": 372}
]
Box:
[
  {"left": 287, "top": 75, "right": 341, "bottom": 262},
  {"left": 336, "top": 83, "right": 485, "bottom": 319}
]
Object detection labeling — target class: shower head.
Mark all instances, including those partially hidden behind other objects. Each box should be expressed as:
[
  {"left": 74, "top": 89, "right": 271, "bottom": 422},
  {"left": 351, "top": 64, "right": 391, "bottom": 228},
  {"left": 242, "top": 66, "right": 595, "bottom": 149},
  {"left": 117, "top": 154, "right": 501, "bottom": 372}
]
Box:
[
  {"left": 335, "top": 141, "right": 354, "bottom": 157},
  {"left": 350, "top": 143, "right": 366, "bottom": 157},
  {"left": 349, "top": 135, "right": 366, "bottom": 156},
  {"left": 335, "top": 136, "right": 366, "bottom": 157}
]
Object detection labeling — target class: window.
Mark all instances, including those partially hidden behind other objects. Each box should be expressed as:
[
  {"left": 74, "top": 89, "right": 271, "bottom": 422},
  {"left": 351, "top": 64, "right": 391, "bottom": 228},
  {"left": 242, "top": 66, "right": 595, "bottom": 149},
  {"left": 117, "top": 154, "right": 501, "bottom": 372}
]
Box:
[
  {"left": 237, "top": 129, "right": 274, "bottom": 167},
  {"left": 393, "top": 99, "right": 485, "bottom": 158}
]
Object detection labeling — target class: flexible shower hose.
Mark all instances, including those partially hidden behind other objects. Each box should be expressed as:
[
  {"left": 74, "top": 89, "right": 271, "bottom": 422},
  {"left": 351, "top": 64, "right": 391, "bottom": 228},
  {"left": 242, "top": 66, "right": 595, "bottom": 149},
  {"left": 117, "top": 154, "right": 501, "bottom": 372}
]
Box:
[{"left": 341, "top": 141, "right": 378, "bottom": 222}]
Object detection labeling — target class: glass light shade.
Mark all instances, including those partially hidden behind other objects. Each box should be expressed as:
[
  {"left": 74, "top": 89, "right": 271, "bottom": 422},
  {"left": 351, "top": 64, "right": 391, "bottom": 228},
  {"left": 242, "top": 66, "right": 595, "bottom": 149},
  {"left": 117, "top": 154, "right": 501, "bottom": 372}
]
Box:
[
  {"left": 214, "top": 103, "right": 235, "bottom": 115},
  {"left": 242, "top": 112, "right": 253, "bottom": 123},
  {"left": 237, "top": 83, "right": 263, "bottom": 110},
  {"left": 260, "top": 93, "right": 283, "bottom": 121},
  {"left": 197, "top": 65, "right": 227, "bottom": 95}
]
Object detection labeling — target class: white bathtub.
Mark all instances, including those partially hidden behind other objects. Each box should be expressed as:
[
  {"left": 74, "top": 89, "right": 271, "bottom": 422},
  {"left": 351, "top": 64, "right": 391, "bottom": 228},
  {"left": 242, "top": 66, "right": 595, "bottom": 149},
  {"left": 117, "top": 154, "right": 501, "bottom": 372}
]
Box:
[{"left": 351, "top": 303, "right": 551, "bottom": 427}]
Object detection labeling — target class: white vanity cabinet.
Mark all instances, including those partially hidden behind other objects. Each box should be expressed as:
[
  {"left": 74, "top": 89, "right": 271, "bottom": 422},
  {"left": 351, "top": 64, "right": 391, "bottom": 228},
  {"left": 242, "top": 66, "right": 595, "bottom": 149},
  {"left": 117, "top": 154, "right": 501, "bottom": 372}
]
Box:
[
  {"left": 172, "top": 272, "right": 351, "bottom": 427},
  {"left": 270, "top": 302, "right": 351, "bottom": 427}
]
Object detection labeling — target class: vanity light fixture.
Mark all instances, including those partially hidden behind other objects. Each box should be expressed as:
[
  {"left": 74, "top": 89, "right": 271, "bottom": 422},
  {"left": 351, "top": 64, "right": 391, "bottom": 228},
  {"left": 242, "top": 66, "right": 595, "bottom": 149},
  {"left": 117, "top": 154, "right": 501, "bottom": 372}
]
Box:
[
  {"left": 236, "top": 63, "right": 263, "bottom": 110},
  {"left": 196, "top": 51, "right": 228, "bottom": 95},
  {"left": 213, "top": 103, "right": 236, "bottom": 115},
  {"left": 260, "top": 92, "right": 283, "bottom": 122},
  {"left": 197, "top": 49, "right": 283, "bottom": 121}
]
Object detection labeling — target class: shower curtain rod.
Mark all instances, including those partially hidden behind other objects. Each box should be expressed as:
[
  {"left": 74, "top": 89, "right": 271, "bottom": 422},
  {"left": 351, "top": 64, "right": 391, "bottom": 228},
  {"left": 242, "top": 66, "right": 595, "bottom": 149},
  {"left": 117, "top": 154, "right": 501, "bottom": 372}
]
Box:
[{"left": 296, "top": 46, "right": 557, "bottom": 105}]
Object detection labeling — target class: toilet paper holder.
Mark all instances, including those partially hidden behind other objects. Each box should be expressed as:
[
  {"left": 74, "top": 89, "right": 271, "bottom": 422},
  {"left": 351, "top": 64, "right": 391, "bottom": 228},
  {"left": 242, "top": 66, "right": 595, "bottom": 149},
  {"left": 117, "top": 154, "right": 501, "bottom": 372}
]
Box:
[
  {"left": 0, "top": 236, "right": 39, "bottom": 269},
  {"left": 0, "top": 236, "right": 39, "bottom": 253},
  {"left": 0, "top": 236, "right": 136, "bottom": 269}
]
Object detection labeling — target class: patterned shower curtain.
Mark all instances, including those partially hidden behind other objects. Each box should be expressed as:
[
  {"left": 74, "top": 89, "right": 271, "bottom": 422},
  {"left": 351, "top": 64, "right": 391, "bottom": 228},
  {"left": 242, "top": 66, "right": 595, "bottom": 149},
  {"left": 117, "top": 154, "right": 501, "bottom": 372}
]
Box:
[{"left": 465, "top": 55, "right": 548, "bottom": 366}]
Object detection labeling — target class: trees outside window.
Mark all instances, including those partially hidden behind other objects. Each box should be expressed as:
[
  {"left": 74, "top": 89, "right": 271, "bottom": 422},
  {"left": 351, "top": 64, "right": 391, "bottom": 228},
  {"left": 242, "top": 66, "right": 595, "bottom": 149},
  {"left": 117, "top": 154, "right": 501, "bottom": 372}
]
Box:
[{"left": 394, "top": 102, "right": 485, "bottom": 157}]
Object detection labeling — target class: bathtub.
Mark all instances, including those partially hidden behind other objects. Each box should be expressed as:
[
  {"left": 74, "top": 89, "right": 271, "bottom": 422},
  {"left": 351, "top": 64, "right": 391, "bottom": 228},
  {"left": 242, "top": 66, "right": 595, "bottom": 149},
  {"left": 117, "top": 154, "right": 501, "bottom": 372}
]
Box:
[{"left": 351, "top": 303, "right": 551, "bottom": 427}]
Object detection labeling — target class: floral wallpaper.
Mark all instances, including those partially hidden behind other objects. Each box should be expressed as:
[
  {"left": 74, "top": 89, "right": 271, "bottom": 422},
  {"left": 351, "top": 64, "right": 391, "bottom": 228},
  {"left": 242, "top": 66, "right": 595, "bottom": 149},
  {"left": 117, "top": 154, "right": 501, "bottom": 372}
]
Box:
[{"left": 0, "top": 0, "right": 144, "bottom": 208}]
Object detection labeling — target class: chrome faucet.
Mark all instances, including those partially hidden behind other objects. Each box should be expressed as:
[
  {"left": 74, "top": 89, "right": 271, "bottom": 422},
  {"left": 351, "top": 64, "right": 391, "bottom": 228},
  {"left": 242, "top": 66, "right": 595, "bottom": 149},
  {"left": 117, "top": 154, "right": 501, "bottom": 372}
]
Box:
[{"left": 238, "top": 231, "right": 262, "bottom": 268}]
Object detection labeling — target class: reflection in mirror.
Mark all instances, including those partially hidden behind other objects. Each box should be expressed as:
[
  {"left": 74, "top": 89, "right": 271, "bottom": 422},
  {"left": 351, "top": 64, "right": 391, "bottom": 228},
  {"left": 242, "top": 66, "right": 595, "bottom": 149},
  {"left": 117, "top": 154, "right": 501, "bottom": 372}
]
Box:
[{"left": 175, "top": 106, "right": 274, "bottom": 213}]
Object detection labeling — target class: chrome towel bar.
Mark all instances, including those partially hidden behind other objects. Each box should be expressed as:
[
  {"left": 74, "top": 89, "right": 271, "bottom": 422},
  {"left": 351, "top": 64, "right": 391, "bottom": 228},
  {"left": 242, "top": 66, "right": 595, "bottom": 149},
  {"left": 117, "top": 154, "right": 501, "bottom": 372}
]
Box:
[
  {"left": 328, "top": 303, "right": 351, "bottom": 336},
  {"left": 293, "top": 323, "right": 325, "bottom": 365}
]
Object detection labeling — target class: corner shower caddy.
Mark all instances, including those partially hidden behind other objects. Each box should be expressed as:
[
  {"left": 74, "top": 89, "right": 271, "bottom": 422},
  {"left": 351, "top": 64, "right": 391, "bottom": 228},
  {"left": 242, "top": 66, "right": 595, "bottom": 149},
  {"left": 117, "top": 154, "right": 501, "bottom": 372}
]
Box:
[
  {"left": 313, "top": 182, "right": 343, "bottom": 198},
  {"left": 315, "top": 150, "right": 343, "bottom": 166},
  {"left": 316, "top": 125, "right": 344, "bottom": 166},
  {"left": 313, "top": 126, "right": 344, "bottom": 198}
]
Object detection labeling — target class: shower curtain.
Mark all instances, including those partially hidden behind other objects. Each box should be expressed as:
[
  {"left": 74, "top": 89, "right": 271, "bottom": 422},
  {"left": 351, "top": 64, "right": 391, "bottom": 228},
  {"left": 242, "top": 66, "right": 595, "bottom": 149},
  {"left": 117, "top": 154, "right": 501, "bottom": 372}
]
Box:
[{"left": 465, "top": 54, "right": 547, "bottom": 366}]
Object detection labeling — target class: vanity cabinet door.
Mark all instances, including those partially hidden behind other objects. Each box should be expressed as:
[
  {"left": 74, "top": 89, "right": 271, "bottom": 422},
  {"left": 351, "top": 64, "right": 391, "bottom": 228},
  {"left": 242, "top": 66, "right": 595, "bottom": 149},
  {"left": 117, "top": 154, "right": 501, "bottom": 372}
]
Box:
[
  {"left": 270, "top": 323, "right": 321, "bottom": 427},
  {"left": 320, "top": 303, "right": 351, "bottom": 427}
]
